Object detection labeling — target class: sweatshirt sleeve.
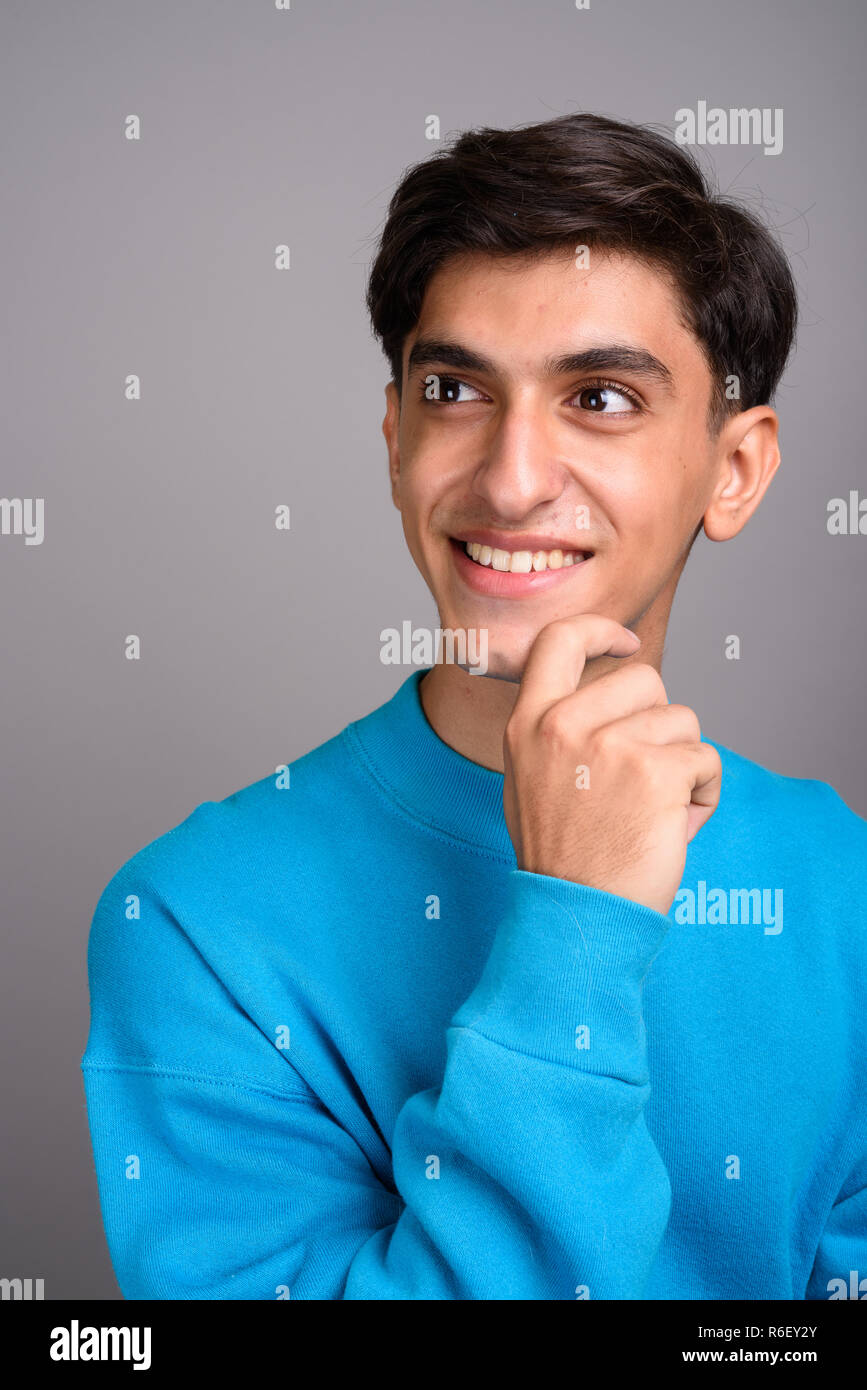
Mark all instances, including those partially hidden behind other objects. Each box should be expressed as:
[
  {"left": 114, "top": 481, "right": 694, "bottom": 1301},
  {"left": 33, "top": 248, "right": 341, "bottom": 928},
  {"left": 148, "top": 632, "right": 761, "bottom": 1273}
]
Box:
[
  {"left": 81, "top": 865, "right": 672, "bottom": 1300},
  {"left": 805, "top": 1178, "right": 867, "bottom": 1300}
]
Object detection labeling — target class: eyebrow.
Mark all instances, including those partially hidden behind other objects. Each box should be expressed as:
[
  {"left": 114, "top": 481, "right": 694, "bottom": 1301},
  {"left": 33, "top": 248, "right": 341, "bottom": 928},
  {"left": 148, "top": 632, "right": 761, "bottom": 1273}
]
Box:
[{"left": 406, "top": 337, "right": 675, "bottom": 391}]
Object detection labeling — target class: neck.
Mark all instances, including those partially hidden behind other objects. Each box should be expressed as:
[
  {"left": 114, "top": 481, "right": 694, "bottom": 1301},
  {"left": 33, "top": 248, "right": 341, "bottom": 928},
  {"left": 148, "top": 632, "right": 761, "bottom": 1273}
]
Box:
[{"left": 419, "top": 607, "right": 670, "bottom": 773}]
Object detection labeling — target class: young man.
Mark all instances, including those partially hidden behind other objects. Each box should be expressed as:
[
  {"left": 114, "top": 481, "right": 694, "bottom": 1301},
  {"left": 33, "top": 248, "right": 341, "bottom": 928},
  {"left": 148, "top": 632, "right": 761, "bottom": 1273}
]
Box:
[{"left": 81, "top": 112, "right": 867, "bottom": 1300}]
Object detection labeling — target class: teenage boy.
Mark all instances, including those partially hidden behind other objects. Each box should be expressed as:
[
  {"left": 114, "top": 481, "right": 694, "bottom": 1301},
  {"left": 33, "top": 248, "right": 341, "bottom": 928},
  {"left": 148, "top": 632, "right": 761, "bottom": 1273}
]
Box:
[{"left": 81, "top": 112, "right": 867, "bottom": 1300}]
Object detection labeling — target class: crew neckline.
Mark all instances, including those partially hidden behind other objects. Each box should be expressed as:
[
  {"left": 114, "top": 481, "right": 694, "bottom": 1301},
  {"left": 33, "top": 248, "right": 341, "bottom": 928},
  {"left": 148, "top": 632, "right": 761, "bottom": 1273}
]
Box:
[{"left": 345, "top": 668, "right": 515, "bottom": 861}]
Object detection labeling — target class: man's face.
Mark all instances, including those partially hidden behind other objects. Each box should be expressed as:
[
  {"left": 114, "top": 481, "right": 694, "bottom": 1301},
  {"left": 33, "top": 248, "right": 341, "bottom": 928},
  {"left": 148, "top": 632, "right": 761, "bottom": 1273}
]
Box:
[{"left": 382, "top": 246, "right": 728, "bottom": 681}]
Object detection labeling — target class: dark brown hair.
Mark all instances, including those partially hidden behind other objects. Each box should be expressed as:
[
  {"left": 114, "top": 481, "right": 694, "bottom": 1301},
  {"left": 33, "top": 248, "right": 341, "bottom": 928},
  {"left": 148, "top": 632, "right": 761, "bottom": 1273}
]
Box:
[{"left": 365, "top": 112, "right": 798, "bottom": 432}]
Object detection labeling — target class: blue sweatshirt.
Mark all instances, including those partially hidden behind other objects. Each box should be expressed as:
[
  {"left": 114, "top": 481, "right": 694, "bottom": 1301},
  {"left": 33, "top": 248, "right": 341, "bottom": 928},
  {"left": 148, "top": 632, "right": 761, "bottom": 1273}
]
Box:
[{"left": 81, "top": 669, "right": 867, "bottom": 1300}]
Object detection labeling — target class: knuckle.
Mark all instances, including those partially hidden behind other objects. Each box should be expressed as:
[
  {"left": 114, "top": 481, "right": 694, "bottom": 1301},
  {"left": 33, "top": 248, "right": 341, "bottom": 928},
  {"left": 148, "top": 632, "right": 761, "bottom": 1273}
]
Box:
[
  {"left": 669, "top": 703, "right": 702, "bottom": 739},
  {"left": 593, "top": 723, "right": 622, "bottom": 758},
  {"left": 538, "top": 614, "right": 573, "bottom": 642},
  {"left": 503, "top": 714, "right": 526, "bottom": 751},
  {"left": 631, "top": 661, "right": 668, "bottom": 704},
  {"left": 538, "top": 702, "right": 572, "bottom": 747}
]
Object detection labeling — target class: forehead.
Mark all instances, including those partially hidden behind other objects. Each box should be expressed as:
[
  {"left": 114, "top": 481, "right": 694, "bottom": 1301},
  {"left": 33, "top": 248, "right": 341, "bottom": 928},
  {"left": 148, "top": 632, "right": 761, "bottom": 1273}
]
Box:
[{"left": 407, "top": 247, "right": 703, "bottom": 379}]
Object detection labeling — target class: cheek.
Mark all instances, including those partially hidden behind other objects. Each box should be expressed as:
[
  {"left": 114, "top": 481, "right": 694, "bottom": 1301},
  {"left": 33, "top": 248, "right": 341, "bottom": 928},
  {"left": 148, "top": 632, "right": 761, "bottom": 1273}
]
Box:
[
  {"left": 394, "top": 467, "right": 444, "bottom": 571},
  {"left": 601, "top": 438, "right": 701, "bottom": 538},
  {"left": 593, "top": 484, "right": 685, "bottom": 578},
  {"left": 394, "top": 454, "right": 431, "bottom": 514},
  {"left": 403, "top": 449, "right": 464, "bottom": 524}
]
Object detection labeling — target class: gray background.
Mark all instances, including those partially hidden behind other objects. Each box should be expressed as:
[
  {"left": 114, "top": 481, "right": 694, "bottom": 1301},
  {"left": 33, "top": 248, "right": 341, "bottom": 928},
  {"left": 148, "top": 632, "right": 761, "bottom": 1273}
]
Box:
[{"left": 1, "top": 0, "right": 864, "bottom": 1299}]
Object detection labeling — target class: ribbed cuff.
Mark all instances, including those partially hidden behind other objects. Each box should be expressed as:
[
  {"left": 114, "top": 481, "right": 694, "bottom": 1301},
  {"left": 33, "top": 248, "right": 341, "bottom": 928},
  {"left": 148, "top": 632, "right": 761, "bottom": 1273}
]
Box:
[{"left": 451, "top": 869, "right": 671, "bottom": 1076}]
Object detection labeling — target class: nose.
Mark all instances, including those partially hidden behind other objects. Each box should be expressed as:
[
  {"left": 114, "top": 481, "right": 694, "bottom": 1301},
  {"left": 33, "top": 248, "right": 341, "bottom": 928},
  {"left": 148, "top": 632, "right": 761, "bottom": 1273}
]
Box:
[{"left": 470, "top": 396, "right": 569, "bottom": 521}]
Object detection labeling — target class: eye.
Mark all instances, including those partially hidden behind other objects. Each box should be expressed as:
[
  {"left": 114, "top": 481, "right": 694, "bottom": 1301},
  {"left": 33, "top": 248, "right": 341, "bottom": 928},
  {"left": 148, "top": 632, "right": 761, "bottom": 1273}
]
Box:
[
  {"left": 572, "top": 381, "right": 641, "bottom": 415},
  {"left": 418, "top": 374, "right": 486, "bottom": 404}
]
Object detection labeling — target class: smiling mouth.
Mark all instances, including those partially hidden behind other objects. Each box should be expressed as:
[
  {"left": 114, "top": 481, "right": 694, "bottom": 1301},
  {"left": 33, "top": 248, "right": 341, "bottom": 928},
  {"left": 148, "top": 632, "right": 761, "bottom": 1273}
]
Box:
[{"left": 455, "top": 538, "right": 592, "bottom": 574}]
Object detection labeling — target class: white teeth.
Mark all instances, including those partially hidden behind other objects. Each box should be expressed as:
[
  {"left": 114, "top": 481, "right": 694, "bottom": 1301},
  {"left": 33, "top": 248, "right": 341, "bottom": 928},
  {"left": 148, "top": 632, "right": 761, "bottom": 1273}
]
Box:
[{"left": 463, "top": 541, "right": 587, "bottom": 572}]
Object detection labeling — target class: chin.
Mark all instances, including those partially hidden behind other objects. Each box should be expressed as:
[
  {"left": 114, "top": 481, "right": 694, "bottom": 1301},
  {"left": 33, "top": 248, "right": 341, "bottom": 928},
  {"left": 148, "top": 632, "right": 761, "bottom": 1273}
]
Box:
[
  {"left": 462, "top": 642, "right": 528, "bottom": 685},
  {"left": 430, "top": 607, "right": 550, "bottom": 684}
]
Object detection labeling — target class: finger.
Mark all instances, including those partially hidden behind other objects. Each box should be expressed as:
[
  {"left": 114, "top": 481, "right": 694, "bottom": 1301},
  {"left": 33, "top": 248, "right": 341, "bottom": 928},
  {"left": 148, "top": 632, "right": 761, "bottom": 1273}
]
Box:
[
  {"left": 553, "top": 662, "right": 671, "bottom": 732},
  {"left": 516, "top": 614, "right": 641, "bottom": 718},
  {"left": 592, "top": 702, "right": 700, "bottom": 746},
  {"left": 676, "top": 742, "right": 723, "bottom": 841}
]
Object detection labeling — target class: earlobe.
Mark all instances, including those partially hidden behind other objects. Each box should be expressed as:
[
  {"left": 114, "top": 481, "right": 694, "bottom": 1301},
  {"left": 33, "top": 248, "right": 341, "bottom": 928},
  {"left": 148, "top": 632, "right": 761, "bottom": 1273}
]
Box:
[{"left": 703, "top": 406, "right": 781, "bottom": 542}]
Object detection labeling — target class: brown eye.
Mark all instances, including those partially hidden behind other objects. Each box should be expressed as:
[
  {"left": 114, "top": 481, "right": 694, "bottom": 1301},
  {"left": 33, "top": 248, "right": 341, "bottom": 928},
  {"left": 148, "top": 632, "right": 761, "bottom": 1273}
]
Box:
[
  {"left": 420, "top": 374, "right": 485, "bottom": 404},
  {"left": 440, "top": 377, "right": 468, "bottom": 402},
  {"left": 576, "top": 385, "right": 637, "bottom": 413}
]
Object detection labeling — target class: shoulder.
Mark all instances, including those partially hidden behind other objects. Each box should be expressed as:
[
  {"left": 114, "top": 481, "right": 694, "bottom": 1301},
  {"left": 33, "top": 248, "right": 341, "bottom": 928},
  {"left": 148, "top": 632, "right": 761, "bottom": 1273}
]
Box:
[
  {"left": 97, "top": 719, "right": 366, "bottom": 907},
  {"left": 707, "top": 736, "right": 867, "bottom": 869},
  {"left": 82, "top": 720, "right": 369, "bottom": 1081}
]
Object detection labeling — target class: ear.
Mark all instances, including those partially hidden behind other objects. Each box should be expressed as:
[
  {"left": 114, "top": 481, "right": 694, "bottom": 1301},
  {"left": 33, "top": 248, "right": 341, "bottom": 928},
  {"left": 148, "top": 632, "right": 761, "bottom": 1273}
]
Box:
[
  {"left": 703, "top": 405, "right": 781, "bottom": 542},
  {"left": 383, "top": 381, "right": 402, "bottom": 510}
]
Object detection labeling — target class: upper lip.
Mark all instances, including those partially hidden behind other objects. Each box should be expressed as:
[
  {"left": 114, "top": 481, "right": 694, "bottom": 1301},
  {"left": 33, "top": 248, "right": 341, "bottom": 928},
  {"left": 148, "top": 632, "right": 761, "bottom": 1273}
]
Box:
[{"left": 452, "top": 529, "right": 593, "bottom": 554}]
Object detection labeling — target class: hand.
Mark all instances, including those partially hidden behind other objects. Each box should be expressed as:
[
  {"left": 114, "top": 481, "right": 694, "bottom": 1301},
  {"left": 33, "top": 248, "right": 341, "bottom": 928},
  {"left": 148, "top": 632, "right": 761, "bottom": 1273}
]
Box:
[{"left": 502, "top": 614, "right": 722, "bottom": 915}]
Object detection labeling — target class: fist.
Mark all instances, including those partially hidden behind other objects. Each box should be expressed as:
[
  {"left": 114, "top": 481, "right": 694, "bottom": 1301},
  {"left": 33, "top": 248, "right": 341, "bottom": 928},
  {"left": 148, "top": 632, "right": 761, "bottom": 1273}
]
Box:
[{"left": 503, "top": 614, "right": 722, "bottom": 915}]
